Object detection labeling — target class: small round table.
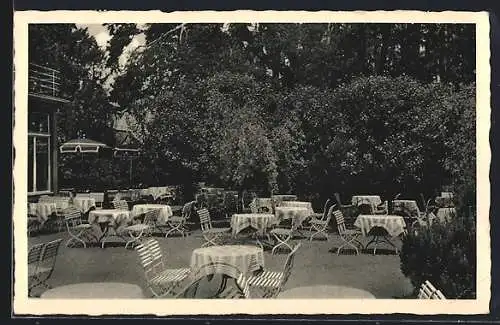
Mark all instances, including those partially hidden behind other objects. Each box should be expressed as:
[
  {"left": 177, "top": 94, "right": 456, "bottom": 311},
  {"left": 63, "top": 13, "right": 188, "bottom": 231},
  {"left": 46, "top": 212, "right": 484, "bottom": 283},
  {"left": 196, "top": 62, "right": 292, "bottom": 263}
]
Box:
[
  {"left": 41, "top": 282, "right": 145, "bottom": 298},
  {"left": 278, "top": 285, "right": 376, "bottom": 299},
  {"left": 131, "top": 204, "right": 172, "bottom": 224},
  {"left": 191, "top": 245, "right": 265, "bottom": 275}
]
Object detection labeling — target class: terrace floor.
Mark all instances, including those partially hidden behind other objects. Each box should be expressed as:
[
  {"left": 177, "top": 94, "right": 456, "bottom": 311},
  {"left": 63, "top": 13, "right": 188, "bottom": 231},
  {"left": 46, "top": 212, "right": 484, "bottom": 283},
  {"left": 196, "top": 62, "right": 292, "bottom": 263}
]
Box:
[{"left": 27, "top": 229, "right": 414, "bottom": 299}]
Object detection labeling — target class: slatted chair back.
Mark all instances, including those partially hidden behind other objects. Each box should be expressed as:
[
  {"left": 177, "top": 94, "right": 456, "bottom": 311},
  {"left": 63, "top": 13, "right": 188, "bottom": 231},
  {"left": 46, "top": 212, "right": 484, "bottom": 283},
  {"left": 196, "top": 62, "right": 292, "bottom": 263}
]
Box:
[
  {"left": 113, "top": 199, "right": 129, "bottom": 210},
  {"left": 188, "top": 262, "right": 250, "bottom": 299},
  {"left": 39, "top": 238, "right": 63, "bottom": 272},
  {"left": 182, "top": 201, "right": 197, "bottom": 220},
  {"left": 334, "top": 209, "right": 347, "bottom": 234},
  {"left": 279, "top": 243, "right": 301, "bottom": 290},
  {"left": 197, "top": 208, "right": 213, "bottom": 232},
  {"left": 64, "top": 206, "right": 84, "bottom": 229},
  {"left": 135, "top": 239, "right": 165, "bottom": 283},
  {"left": 142, "top": 209, "right": 160, "bottom": 228},
  {"left": 28, "top": 242, "right": 44, "bottom": 266},
  {"left": 418, "top": 280, "right": 446, "bottom": 299},
  {"left": 318, "top": 199, "right": 333, "bottom": 221}
]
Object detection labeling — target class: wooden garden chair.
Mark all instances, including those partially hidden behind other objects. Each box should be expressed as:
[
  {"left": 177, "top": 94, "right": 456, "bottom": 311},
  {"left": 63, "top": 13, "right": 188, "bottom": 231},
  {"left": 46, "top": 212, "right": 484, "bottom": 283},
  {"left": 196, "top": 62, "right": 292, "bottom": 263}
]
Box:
[
  {"left": 28, "top": 242, "right": 45, "bottom": 296},
  {"left": 123, "top": 209, "right": 159, "bottom": 249},
  {"left": 64, "top": 206, "right": 96, "bottom": 248},
  {"left": 28, "top": 239, "right": 63, "bottom": 296},
  {"left": 418, "top": 280, "right": 446, "bottom": 299},
  {"left": 334, "top": 209, "right": 363, "bottom": 255},
  {"left": 309, "top": 205, "right": 335, "bottom": 241},
  {"left": 135, "top": 238, "right": 191, "bottom": 298},
  {"left": 175, "top": 262, "right": 251, "bottom": 299},
  {"left": 197, "top": 208, "right": 231, "bottom": 247},
  {"left": 247, "top": 243, "right": 301, "bottom": 298},
  {"left": 112, "top": 199, "right": 129, "bottom": 210}
]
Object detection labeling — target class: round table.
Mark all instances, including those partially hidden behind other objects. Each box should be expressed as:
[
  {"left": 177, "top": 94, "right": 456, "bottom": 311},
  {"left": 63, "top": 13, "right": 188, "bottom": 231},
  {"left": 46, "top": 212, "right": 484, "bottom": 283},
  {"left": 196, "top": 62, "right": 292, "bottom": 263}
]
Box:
[
  {"left": 131, "top": 204, "right": 172, "bottom": 224},
  {"left": 275, "top": 206, "right": 311, "bottom": 226},
  {"left": 190, "top": 245, "right": 265, "bottom": 275},
  {"left": 231, "top": 213, "right": 277, "bottom": 236},
  {"left": 72, "top": 197, "right": 96, "bottom": 213},
  {"left": 41, "top": 282, "right": 144, "bottom": 298},
  {"left": 88, "top": 209, "right": 131, "bottom": 247},
  {"left": 277, "top": 285, "right": 376, "bottom": 299},
  {"left": 28, "top": 203, "right": 57, "bottom": 224},
  {"left": 351, "top": 195, "right": 382, "bottom": 207}
]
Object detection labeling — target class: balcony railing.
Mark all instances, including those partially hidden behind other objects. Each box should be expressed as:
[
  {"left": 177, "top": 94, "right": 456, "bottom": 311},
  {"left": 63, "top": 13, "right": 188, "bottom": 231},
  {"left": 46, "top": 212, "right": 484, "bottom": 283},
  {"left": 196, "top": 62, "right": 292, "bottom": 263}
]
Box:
[{"left": 28, "top": 63, "right": 62, "bottom": 97}]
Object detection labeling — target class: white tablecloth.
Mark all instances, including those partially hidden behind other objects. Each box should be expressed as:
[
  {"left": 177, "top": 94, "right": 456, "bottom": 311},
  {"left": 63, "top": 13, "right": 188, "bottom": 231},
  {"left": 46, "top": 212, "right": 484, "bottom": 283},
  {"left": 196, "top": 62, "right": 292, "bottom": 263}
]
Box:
[
  {"left": 354, "top": 214, "right": 407, "bottom": 237},
  {"left": 271, "top": 195, "right": 298, "bottom": 206},
  {"left": 231, "top": 213, "right": 277, "bottom": 236},
  {"left": 88, "top": 209, "right": 131, "bottom": 229},
  {"left": 140, "top": 187, "right": 172, "bottom": 200},
  {"left": 351, "top": 195, "right": 382, "bottom": 207},
  {"left": 28, "top": 203, "right": 57, "bottom": 224},
  {"left": 190, "top": 245, "right": 264, "bottom": 276},
  {"left": 392, "top": 200, "right": 421, "bottom": 218},
  {"left": 41, "top": 282, "right": 144, "bottom": 299},
  {"left": 275, "top": 206, "right": 311, "bottom": 226},
  {"left": 250, "top": 198, "right": 274, "bottom": 213},
  {"left": 280, "top": 201, "right": 314, "bottom": 214},
  {"left": 131, "top": 204, "right": 173, "bottom": 224},
  {"left": 72, "top": 197, "right": 96, "bottom": 213}
]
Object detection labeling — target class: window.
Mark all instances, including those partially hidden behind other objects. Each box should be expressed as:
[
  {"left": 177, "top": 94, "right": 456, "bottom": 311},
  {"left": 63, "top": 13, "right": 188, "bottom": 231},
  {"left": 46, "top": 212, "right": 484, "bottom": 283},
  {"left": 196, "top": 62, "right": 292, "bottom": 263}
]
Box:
[{"left": 28, "top": 112, "right": 51, "bottom": 193}]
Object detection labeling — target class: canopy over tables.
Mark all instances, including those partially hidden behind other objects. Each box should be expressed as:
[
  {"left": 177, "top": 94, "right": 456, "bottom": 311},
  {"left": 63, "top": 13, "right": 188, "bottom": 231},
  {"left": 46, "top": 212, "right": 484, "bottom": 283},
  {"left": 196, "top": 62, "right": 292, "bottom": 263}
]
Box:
[{"left": 59, "top": 138, "right": 112, "bottom": 154}]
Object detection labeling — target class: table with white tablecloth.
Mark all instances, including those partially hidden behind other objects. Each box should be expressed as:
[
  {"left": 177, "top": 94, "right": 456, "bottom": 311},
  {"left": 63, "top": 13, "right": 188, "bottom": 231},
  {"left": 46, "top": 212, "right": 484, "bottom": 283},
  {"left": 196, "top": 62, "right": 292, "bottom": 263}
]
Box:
[
  {"left": 72, "top": 197, "right": 96, "bottom": 213},
  {"left": 131, "top": 204, "right": 173, "bottom": 224},
  {"left": 140, "top": 187, "right": 172, "bottom": 201},
  {"left": 231, "top": 213, "right": 277, "bottom": 236},
  {"left": 271, "top": 194, "right": 298, "bottom": 207},
  {"left": 351, "top": 195, "right": 382, "bottom": 207},
  {"left": 41, "top": 282, "right": 145, "bottom": 299},
  {"left": 274, "top": 206, "right": 312, "bottom": 227},
  {"left": 88, "top": 209, "right": 131, "bottom": 247},
  {"left": 278, "top": 285, "right": 376, "bottom": 299},
  {"left": 28, "top": 203, "right": 57, "bottom": 224},
  {"left": 250, "top": 198, "right": 274, "bottom": 213},
  {"left": 392, "top": 199, "right": 421, "bottom": 219},
  {"left": 354, "top": 214, "right": 406, "bottom": 254},
  {"left": 190, "top": 245, "right": 265, "bottom": 276},
  {"left": 280, "top": 201, "right": 314, "bottom": 214}
]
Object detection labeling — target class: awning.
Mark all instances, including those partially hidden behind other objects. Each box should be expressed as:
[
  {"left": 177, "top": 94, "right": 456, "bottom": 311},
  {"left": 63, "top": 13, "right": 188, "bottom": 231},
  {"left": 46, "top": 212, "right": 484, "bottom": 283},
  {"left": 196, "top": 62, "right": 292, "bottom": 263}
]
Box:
[{"left": 59, "top": 138, "right": 112, "bottom": 153}]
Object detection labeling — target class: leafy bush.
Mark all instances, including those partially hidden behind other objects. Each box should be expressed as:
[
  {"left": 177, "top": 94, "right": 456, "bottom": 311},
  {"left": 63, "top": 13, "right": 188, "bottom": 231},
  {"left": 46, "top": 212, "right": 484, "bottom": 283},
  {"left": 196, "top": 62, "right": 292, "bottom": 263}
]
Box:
[{"left": 400, "top": 214, "right": 476, "bottom": 299}]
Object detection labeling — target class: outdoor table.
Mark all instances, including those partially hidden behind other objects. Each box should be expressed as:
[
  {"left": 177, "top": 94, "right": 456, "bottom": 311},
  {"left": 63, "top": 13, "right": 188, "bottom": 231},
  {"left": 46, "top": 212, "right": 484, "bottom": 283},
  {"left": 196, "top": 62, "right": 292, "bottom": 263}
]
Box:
[
  {"left": 280, "top": 201, "right": 314, "bottom": 215},
  {"left": 38, "top": 196, "right": 71, "bottom": 214},
  {"left": 271, "top": 195, "right": 298, "bottom": 207},
  {"left": 436, "top": 208, "right": 456, "bottom": 223},
  {"left": 392, "top": 199, "right": 421, "bottom": 218},
  {"left": 88, "top": 209, "right": 131, "bottom": 247},
  {"left": 274, "top": 206, "right": 311, "bottom": 226},
  {"left": 140, "top": 187, "right": 171, "bottom": 201},
  {"left": 28, "top": 202, "right": 57, "bottom": 224},
  {"left": 72, "top": 197, "right": 96, "bottom": 213},
  {"left": 40, "top": 282, "right": 145, "bottom": 298},
  {"left": 131, "top": 204, "right": 173, "bottom": 224},
  {"left": 250, "top": 198, "right": 274, "bottom": 213},
  {"left": 351, "top": 195, "right": 382, "bottom": 207},
  {"left": 277, "top": 285, "right": 376, "bottom": 299},
  {"left": 354, "top": 214, "right": 406, "bottom": 254},
  {"left": 231, "top": 213, "right": 277, "bottom": 237}
]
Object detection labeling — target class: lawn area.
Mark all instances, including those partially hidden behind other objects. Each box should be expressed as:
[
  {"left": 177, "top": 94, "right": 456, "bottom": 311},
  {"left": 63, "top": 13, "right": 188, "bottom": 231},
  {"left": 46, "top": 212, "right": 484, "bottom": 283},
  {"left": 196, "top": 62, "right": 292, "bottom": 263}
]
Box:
[{"left": 28, "top": 229, "right": 414, "bottom": 299}]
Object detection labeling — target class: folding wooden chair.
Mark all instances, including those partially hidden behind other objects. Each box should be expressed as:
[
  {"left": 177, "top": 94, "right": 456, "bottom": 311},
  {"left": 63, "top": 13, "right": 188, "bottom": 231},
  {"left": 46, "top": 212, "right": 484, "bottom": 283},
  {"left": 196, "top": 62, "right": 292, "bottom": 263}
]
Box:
[
  {"left": 112, "top": 199, "right": 129, "bottom": 210},
  {"left": 247, "top": 243, "right": 301, "bottom": 298},
  {"left": 269, "top": 218, "right": 300, "bottom": 254},
  {"left": 28, "top": 239, "right": 63, "bottom": 296},
  {"left": 197, "top": 208, "right": 231, "bottom": 247},
  {"left": 123, "top": 209, "right": 159, "bottom": 249},
  {"left": 418, "top": 280, "right": 446, "bottom": 299},
  {"left": 176, "top": 262, "right": 251, "bottom": 299},
  {"left": 28, "top": 242, "right": 45, "bottom": 296},
  {"left": 309, "top": 205, "right": 335, "bottom": 241},
  {"left": 64, "top": 206, "right": 96, "bottom": 248},
  {"left": 334, "top": 209, "right": 363, "bottom": 255},
  {"left": 135, "top": 238, "right": 191, "bottom": 297}
]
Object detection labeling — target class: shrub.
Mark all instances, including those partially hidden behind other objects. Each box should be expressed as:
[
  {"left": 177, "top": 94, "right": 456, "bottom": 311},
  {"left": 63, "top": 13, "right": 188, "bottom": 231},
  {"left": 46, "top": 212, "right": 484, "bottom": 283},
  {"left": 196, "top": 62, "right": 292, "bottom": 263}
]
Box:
[{"left": 400, "top": 213, "right": 476, "bottom": 299}]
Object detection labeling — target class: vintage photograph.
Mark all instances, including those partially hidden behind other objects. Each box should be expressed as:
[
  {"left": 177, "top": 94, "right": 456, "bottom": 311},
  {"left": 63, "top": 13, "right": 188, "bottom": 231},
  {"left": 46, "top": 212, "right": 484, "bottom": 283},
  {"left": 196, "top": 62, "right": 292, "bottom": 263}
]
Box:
[{"left": 13, "top": 10, "right": 490, "bottom": 315}]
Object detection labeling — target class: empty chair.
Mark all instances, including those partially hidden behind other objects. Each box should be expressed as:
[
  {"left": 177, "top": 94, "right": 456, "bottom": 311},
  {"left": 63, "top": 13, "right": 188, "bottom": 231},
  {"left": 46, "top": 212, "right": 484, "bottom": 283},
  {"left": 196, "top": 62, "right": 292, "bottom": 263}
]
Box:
[
  {"left": 28, "top": 242, "right": 45, "bottom": 296},
  {"left": 175, "top": 262, "right": 251, "bottom": 299},
  {"left": 418, "top": 280, "right": 446, "bottom": 299},
  {"left": 113, "top": 199, "right": 129, "bottom": 210},
  {"left": 334, "top": 209, "right": 363, "bottom": 255},
  {"left": 28, "top": 239, "right": 63, "bottom": 296},
  {"left": 269, "top": 218, "right": 300, "bottom": 255},
  {"left": 309, "top": 205, "right": 335, "bottom": 241},
  {"left": 197, "top": 208, "right": 231, "bottom": 247},
  {"left": 247, "top": 243, "right": 301, "bottom": 298},
  {"left": 165, "top": 201, "right": 195, "bottom": 238},
  {"left": 123, "top": 209, "right": 159, "bottom": 249},
  {"left": 135, "top": 239, "right": 191, "bottom": 297},
  {"left": 64, "top": 206, "right": 95, "bottom": 248},
  {"left": 309, "top": 199, "right": 333, "bottom": 223}
]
